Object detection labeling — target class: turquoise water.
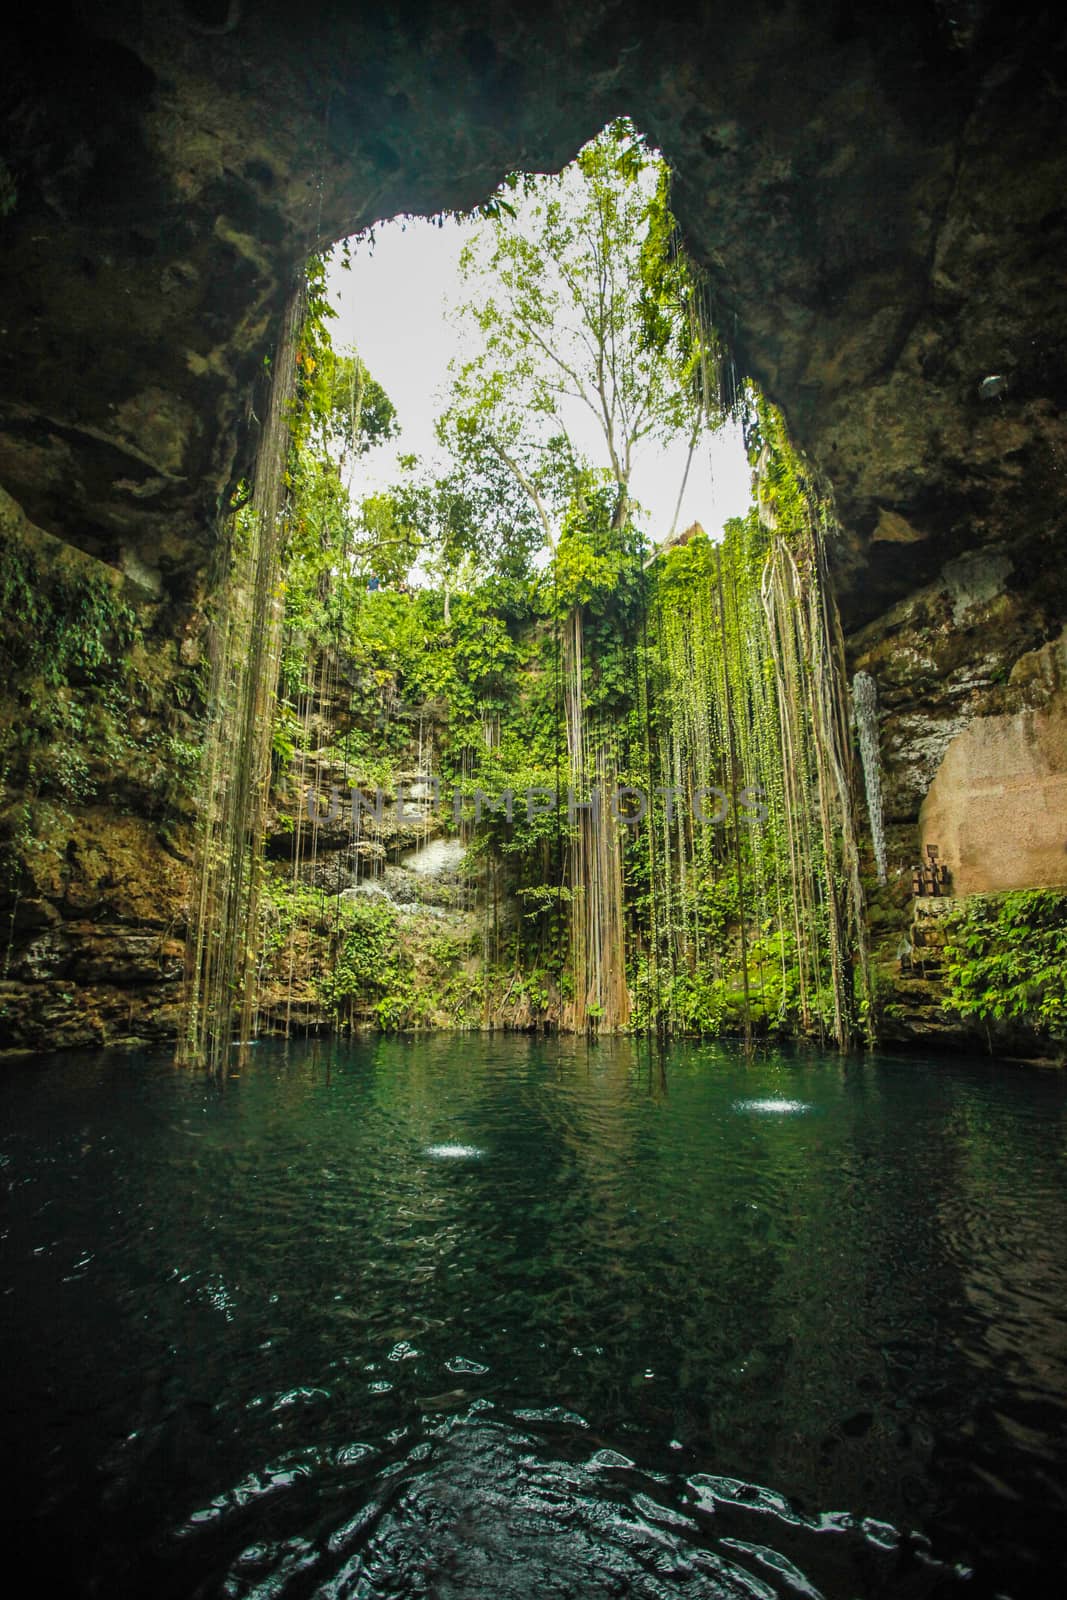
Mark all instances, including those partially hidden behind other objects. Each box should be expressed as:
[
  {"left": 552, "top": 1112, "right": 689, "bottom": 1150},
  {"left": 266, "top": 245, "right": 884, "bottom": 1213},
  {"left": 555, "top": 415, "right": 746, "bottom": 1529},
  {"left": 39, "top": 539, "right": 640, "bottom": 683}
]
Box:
[{"left": 2, "top": 1036, "right": 1065, "bottom": 1597}]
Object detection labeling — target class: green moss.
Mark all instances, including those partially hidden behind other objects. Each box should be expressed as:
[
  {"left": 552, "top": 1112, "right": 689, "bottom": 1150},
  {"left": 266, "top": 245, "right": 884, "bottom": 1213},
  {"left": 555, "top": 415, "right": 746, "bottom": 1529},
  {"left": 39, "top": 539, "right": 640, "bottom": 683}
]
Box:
[{"left": 0, "top": 532, "right": 138, "bottom": 690}]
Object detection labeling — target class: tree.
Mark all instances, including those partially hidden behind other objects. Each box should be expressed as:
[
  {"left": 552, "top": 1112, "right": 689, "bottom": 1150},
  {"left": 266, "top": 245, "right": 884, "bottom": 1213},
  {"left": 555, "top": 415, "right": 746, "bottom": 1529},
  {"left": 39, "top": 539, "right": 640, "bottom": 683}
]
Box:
[
  {"left": 388, "top": 445, "right": 546, "bottom": 586},
  {"left": 440, "top": 117, "right": 713, "bottom": 546},
  {"left": 352, "top": 489, "right": 422, "bottom": 587},
  {"left": 427, "top": 120, "right": 721, "bottom": 1034}
]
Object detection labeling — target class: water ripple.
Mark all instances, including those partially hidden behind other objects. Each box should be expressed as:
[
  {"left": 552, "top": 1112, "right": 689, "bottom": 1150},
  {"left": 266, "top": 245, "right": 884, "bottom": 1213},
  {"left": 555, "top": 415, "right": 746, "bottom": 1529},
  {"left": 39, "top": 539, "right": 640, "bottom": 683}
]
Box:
[{"left": 200, "top": 1409, "right": 975, "bottom": 1600}]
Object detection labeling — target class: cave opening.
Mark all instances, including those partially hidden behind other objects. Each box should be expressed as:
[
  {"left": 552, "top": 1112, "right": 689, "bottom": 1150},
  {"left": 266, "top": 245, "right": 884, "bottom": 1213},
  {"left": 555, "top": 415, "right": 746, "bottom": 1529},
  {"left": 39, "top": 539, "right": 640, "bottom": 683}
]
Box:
[{"left": 178, "top": 118, "right": 878, "bottom": 1069}]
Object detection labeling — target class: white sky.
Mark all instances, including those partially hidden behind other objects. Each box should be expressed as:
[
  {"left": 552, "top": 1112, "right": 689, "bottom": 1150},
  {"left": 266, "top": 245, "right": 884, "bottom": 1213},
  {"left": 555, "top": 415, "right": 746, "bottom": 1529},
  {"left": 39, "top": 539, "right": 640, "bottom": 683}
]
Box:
[{"left": 326, "top": 212, "right": 753, "bottom": 547}]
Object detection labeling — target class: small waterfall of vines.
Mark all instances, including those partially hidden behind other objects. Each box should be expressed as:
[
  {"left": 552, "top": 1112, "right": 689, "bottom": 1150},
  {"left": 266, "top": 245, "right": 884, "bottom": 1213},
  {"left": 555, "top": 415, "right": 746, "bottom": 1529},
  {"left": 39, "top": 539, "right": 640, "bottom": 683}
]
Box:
[
  {"left": 636, "top": 414, "right": 873, "bottom": 1047},
  {"left": 179, "top": 121, "right": 877, "bottom": 1065},
  {"left": 180, "top": 285, "right": 304, "bottom": 1071}
]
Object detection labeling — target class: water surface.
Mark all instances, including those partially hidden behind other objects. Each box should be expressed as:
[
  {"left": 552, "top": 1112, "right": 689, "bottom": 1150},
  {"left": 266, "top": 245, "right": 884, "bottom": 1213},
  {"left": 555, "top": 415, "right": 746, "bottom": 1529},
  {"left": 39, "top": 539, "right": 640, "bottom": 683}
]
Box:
[{"left": 2, "top": 1036, "right": 1065, "bottom": 1598}]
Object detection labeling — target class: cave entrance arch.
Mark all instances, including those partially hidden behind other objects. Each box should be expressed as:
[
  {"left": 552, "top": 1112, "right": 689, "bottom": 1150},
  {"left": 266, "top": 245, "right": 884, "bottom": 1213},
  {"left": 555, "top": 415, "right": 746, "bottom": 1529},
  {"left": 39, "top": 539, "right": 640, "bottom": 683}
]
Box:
[{"left": 7, "top": 0, "right": 1054, "bottom": 625}]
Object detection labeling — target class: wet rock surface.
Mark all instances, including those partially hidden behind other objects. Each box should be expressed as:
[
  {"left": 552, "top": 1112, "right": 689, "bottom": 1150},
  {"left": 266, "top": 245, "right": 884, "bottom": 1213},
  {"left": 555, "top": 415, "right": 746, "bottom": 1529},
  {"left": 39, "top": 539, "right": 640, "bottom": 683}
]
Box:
[
  {"left": 0, "top": 805, "right": 191, "bottom": 1056},
  {"left": 847, "top": 539, "right": 1067, "bottom": 1047}
]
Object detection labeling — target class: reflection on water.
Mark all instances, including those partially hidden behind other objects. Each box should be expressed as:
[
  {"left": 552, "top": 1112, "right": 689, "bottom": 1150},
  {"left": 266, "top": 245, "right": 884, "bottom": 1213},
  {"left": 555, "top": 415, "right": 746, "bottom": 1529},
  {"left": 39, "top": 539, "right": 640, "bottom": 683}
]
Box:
[
  {"left": 732, "top": 1098, "right": 813, "bottom": 1115},
  {"left": 1, "top": 1036, "right": 1065, "bottom": 1599}
]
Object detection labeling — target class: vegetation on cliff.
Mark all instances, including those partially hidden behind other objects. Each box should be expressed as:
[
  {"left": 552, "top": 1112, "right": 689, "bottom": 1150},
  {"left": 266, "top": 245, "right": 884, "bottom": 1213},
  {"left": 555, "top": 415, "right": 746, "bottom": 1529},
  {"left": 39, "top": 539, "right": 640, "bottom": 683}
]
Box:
[{"left": 943, "top": 890, "right": 1067, "bottom": 1052}]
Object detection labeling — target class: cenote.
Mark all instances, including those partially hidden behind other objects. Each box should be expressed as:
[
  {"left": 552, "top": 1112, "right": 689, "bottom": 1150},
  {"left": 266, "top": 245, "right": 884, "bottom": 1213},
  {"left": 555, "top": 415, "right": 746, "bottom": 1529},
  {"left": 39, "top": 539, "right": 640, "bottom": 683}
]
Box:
[
  {"left": 4, "top": 9, "right": 1067, "bottom": 1599},
  {"left": 3, "top": 1036, "right": 1066, "bottom": 1599}
]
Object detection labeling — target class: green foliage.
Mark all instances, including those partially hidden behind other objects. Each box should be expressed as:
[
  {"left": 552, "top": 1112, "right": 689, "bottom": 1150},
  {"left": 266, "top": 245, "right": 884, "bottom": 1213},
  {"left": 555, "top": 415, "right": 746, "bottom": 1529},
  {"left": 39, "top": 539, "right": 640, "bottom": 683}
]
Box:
[
  {"left": 276, "top": 268, "right": 402, "bottom": 698},
  {"left": 397, "top": 443, "right": 546, "bottom": 584},
  {"left": 254, "top": 133, "right": 874, "bottom": 1048},
  {"left": 260, "top": 873, "right": 490, "bottom": 1033},
  {"left": 742, "top": 392, "right": 834, "bottom": 545},
  {"left": 295, "top": 254, "right": 398, "bottom": 462},
  {"left": 355, "top": 490, "right": 421, "bottom": 585},
  {"left": 140, "top": 729, "right": 204, "bottom": 814},
  {"left": 261, "top": 879, "right": 408, "bottom": 1022},
  {"left": 551, "top": 480, "right": 644, "bottom": 615},
  {"left": 0, "top": 533, "right": 158, "bottom": 821},
  {"left": 630, "top": 962, "right": 730, "bottom": 1036},
  {"left": 318, "top": 898, "right": 407, "bottom": 1020},
  {"left": 943, "top": 892, "right": 1067, "bottom": 1044}
]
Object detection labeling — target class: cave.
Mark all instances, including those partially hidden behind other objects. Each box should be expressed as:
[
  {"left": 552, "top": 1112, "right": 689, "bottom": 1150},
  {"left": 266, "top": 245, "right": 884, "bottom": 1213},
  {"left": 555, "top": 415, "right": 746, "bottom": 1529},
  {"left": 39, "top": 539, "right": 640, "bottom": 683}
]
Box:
[{"left": 2, "top": 5, "right": 1067, "bottom": 1595}]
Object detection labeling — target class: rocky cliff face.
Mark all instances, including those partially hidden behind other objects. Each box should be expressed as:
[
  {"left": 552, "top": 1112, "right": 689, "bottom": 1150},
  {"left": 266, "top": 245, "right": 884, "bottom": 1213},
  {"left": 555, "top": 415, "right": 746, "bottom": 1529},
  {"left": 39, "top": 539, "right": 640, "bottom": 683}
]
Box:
[
  {"left": 2, "top": 1, "right": 1066, "bottom": 1052},
  {"left": 918, "top": 634, "right": 1067, "bottom": 898},
  {"left": 847, "top": 532, "right": 1067, "bottom": 1050},
  {"left": 0, "top": 487, "right": 198, "bottom": 1054}
]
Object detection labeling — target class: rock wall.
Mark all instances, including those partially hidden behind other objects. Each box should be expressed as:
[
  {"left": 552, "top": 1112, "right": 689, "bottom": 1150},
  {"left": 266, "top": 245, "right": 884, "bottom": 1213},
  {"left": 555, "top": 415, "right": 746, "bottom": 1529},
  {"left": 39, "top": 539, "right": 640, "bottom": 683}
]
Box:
[
  {"left": 0, "top": 486, "right": 199, "bottom": 1057},
  {"left": 3, "top": 3, "right": 1066, "bottom": 612},
  {"left": 920, "top": 688, "right": 1067, "bottom": 897},
  {"left": 848, "top": 555, "right": 1067, "bottom": 1047},
  {"left": 848, "top": 543, "right": 1067, "bottom": 830}
]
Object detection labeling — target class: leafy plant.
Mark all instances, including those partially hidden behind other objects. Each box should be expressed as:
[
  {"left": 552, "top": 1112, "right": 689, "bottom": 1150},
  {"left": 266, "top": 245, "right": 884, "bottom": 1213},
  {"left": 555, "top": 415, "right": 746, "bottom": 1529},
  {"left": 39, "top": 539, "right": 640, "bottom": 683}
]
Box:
[
  {"left": 943, "top": 891, "right": 1067, "bottom": 1045},
  {"left": 317, "top": 899, "right": 406, "bottom": 1015}
]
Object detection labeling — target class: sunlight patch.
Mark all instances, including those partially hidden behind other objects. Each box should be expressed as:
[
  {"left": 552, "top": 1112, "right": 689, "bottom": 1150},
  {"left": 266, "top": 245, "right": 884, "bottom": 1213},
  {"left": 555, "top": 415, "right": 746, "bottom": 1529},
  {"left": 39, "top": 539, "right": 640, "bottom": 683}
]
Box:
[{"left": 732, "top": 1098, "right": 812, "bottom": 1116}]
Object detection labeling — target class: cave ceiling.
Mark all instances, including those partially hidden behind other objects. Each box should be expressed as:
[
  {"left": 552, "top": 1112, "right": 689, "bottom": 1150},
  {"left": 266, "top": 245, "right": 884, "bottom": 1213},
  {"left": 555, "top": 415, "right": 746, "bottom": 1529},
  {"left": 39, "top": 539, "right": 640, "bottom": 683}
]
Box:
[{"left": 2, "top": 1, "right": 1065, "bottom": 627}]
